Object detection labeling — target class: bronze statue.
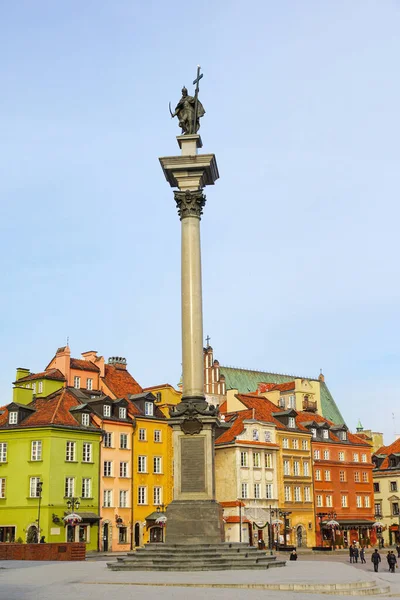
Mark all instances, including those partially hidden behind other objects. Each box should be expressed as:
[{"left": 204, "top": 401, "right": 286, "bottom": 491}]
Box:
[{"left": 170, "top": 67, "right": 205, "bottom": 135}]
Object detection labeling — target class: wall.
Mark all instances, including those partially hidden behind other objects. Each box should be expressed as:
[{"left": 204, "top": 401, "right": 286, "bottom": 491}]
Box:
[{"left": 0, "top": 542, "right": 85, "bottom": 561}]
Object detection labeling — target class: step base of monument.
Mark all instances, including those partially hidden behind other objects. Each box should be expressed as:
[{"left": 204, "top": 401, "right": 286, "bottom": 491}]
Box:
[{"left": 107, "top": 543, "right": 286, "bottom": 571}]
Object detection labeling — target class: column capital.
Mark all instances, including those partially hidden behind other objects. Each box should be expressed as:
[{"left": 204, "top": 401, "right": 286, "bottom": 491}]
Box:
[{"left": 174, "top": 189, "right": 206, "bottom": 220}]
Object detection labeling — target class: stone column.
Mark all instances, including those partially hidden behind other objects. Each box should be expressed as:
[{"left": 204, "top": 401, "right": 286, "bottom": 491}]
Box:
[{"left": 159, "top": 135, "right": 227, "bottom": 545}]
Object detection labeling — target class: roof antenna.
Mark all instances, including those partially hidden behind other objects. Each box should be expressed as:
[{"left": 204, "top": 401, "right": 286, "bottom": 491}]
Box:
[{"left": 66, "top": 336, "right": 69, "bottom": 346}]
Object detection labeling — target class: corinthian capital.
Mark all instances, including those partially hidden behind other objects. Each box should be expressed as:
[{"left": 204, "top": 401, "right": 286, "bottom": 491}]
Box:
[{"left": 174, "top": 189, "right": 206, "bottom": 220}]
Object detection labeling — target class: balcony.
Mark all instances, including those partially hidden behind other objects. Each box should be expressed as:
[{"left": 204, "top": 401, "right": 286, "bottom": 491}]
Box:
[{"left": 303, "top": 399, "right": 317, "bottom": 412}]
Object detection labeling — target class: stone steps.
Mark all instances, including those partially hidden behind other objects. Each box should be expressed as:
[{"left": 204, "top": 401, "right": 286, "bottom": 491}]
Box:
[{"left": 108, "top": 543, "right": 285, "bottom": 572}]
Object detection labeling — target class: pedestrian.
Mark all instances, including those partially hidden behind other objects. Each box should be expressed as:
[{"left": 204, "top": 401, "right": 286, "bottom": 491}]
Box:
[
  {"left": 353, "top": 546, "right": 359, "bottom": 564},
  {"left": 360, "top": 547, "right": 366, "bottom": 564},
  {"left": 349, "top": 545, "right": 354, "bottom": 563},
  {"left": 396, "top": 544, "right": 400, "bottom": 558},
  {"left": 388, "top": 551, "right": 397, "bottom": 573},
  {"left": 39, "top": 536, "right": 46, "bottom": 544},
  {"left": 371, "top": 549, "right": 381, "bottom": 572},
  {"left": 289, "top": 549, "right": 298, "bottom": 561}
]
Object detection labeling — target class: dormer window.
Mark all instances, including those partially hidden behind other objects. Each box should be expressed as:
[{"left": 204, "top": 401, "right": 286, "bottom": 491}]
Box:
[
  {"left": 322, "top": 429, "right": 329, "bottom": 439},
  {"left": 264, "top": 431, "right": 271, "bottom": 442},
  {"left": 288, "top": 417, "right": 296, "bottom": 429},
  {"left": 119, "top": 407, "right": 127, "bottom": 419},
  {"left": 253, "top": 429, "right": 259, "bottom": 441},
  {"left": 32, "top": 383, "right": 36, "bottom": 394},
  {"left": 87, "top": 378, "right": 93, "bottom": 391},
  {"left": 339, "top": 430, "right": 347, "bottom": 441},
  {"left": 145, "top": 402, "right": 154, "bottom": 416},
  {"left": 279, "top": 397, "right": 285, "bottom": 408},
  {"left": 82, "top": 413, "right": 90, "bottom": 427},
  {"left": 8, "top": 412, "right": 18, "bottom": 425},
  {"left": 103, "top": 405, "right": 111, "bottom": 417},
  {"left": 74, "top": 376, "right": 80, "bottom": 389},
  {"left": 38, "top": 382, "right": 43, "bottom": 394},
  {"left": 311, "top": 427, "right": 317, "bottom": 439}
]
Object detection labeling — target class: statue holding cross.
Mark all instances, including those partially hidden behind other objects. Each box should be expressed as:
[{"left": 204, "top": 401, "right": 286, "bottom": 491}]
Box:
[{"left": 170, "top": 66, "right": 205, "bottom": 135}]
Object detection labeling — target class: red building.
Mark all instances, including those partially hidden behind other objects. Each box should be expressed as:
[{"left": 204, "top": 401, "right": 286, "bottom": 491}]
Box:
[{"left": 296, "top": 412, "right": 375, "bottom": 547}]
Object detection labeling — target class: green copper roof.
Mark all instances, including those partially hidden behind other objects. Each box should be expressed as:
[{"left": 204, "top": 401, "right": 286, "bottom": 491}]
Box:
[{"left": 219, "top": 366, "right": 345, "bottom": 426}]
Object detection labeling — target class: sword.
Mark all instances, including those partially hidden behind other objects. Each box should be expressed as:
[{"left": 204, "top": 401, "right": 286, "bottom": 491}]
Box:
[{"left": 169, "top": 102, "right": 174, "bottom": 118}]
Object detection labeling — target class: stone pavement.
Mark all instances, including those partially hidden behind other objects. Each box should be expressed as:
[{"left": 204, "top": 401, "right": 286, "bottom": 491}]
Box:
[{"left": 0, "top": 559, "right": 399, "bottom": 600}]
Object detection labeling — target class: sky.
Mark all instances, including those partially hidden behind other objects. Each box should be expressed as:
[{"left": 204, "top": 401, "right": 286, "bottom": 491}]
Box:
[{"left": 1, "top": 0, "right": 399, "bottom": 445}]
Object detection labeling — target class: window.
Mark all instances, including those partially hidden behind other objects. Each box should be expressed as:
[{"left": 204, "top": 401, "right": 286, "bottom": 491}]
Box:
[
  {"left": 119, "top": 527, "right": 127, "bottom": 544},
  {"left": 38, "top": 381, "right": 43, "bottom": 394},
  {"left": 311, "top": 428, "right": 317, "bottom": 439},
  {"left": 326, "top": 495, "right": 333, "bottom": 507},
  {"left": 338, "top": 451, "right": 345, "bottom": 462},
  {"left": 65, "top": 477, "right": 74, "bottom": 498},
  {"left": 314, "top": 450, "right": 320, "bottom": 460},
  {"left": 103, "top": 404, "right": 111, "bottom": 417},
  {"left": 103, "top": 461, "right": 112, "bottom": 477},
  {"left": 279, "top": 397, "right": 286, "bottom": 408},
  {"left": 120, "top": 462, "right": 128, "bottom": 478},
  {"left": 339, "top": 471, "right": 346, "bottom": 482},
  {"left": 284, "top": 460, "right": 291, "bottom": 476},
  {"left": 0, "top": 479, "right": 5, "bottom": 499},
  {"left": 32, "top": 383, "right": 36, "bottom": 394},
  {"left": 154, "top": 430, "right": 162, "bottom": 443},
  {"left": 315, "top": 469, "right": 321, "bottom": 481},
  {"left": 81, "top": 478, "right": 91, "bottom": 498},
  {"left": 288, "top": 417, "right": 296, "bottom": 429},
  {"left": 241, "top": 483, "right": 248, "bottom": 499},
  {"left": 85, "top": 378, "right": 93, "bottom": 391},
  {"left": 0, "top": 443, "right": 7, "bottom": 463},
  {"left": 316, "top": 495, "right": 323, "bottom": 507},
  {"left": 324, "top": 470, "right": 331, "bottom": 481},
  {"left": 364, "top": 496, "right": 370, "bottom": 508},
  {"left": 138, "top": 486, "right": 147, "bottom": 505},
  {"left": 145, "top": 402, "right": 154, "bottom": 416},
  {"left": 81, "top": 413, "right": 90, "bottom": 427},
  {"left": 30, "top": 477, "right": 42, "bottom": 498},
  {"left": 119, "top": 407, "right": 127, "bottom": 419},
  {"left": 66, "top": 441, "right": 76, "bottom": 462},
  {"left": 139, "top": 428, "right": 146, "bottom": 441},
  {"left": 253, "top": 452, "right": 261, "bottom": 467},
  {"left": 103, "top": 490, "right": 112, "bottom": 507},
  {"left": 282, "top": 438, "right": 289, "bottom": 449},
  {"left": 104, "top": 433, "right": 112, "bottom": 448},
  {"left": 8, "top": 412, "right": 17, "bottom": 425},
  {"left": 322, "top": 429, "right": 329, "bottom": 439},
  {"left": 390, "top": 481, "right": 398, "bottom": 492},
  {"left": 153, "top": 457, "right": 162, "bottom": 474},
  {"left": 323, "top": 450, "right": 330, "bottom": 460},
  {"left": 138, "top": 456, "right": 147, "bottom": 473},
  {"left": 31, "top": 441, "right": 42, "bottom": 461},
  {"left": 264, "top": 431, "right": 271, "bottom": 442},
  {"left": 294, "top": 461, "right": 300, "bottom": 476},
  {"left": 393, "top": 502, "right": 400, "bottom": 516},
  {"left": 240, "top": 452, "right": 248, "bottom": 467},
  {"left": 354, "top": 471, "right": 360, "bottom": 482},
  {"left": 82, "top": 443, "right": 92, "bottom": 463},
  {"left": 254, "top": 483, "right": 261, "bottom": 499},
  {"left": 339, "top": 430, "right": 347, "bottom": 441},
  {"left": 155, "top": 392, "right": 162, "bottom": 402},
  {"left": 302, "top": 439, "right": 308, "bottom": 450},
  {"left": 252, "top": 429, "right": 259, "bottom": 441},
  {"left": 304, "top": 486, "right": 311, "bottom": 502},
  {"left": 292, "top": 439, "right": 299, "bottom": 449},
  {"left": 373, "top": 482, "right": 380, "bottom": 493},
  {"left": 361, "top": 453, "right": 367, "bottom": 463},
  {"left": 153, "top": 486, "right": 162, "bottom": 505},
  {"left": 303, "top": 462, "right": 309, "bottom": 476},
  {"left": 74, "top": 376, "right": 80, "bottom": 389},
  {"left": 284, "top": 486, "right": 291, "bottom": 502},
  {"left": 374, "top": 503, "right": 382, "bottom": 516},
  {"left": 288, "top": 395, "right": 295, "bottom": 409},
  {"left": 353, "top": 453, "right": 359, "bottom": 462},
  {"left": 119, "top": 490, "right": 128, "bottom": 508},
  {"left": 294, "top": 486, "right": 301, "bottom": 502},
  {"left": 120, "top": 433, "right": 128, "bottom": 449},
  {"left": 265, "top": 453, "right": 272, "bottom": 468},
  {"left": 266, "top": 483, "right": 273, "bottom": 499},
  {"left": 356, "top": 495, "right": 362, "bottom": 508},
  {"left": 341, "top": 495, "right": 348, "bottom": 507}
]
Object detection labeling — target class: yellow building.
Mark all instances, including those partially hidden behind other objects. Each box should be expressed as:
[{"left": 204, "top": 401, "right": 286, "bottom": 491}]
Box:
[
  {"left": 143, "top": 384, "right": 182, "bottom": 418},
  {"left": 373, "top": 438, "right": 400, "bottom": 546}
]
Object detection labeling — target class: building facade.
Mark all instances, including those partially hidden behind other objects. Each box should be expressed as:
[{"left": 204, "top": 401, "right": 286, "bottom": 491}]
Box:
[{"left": 373, "top": 438, "right": 400, "bottom": 546}]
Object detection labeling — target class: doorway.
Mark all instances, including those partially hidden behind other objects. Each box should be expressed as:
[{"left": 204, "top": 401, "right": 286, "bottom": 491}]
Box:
[
  {"left": 103, "top": 523, "right": 109, "bottom": 552},
  {"left": 296, "top": 525, "right": 304, "bottom": 548},
  {"left": 150, "top": 526, "right": 163, "bottom": 543},
  {"left": 134, "top": 523, "right": 140, "bottom": 547}
]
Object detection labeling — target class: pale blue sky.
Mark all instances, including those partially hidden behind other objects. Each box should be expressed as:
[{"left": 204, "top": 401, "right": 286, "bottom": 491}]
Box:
[{"left": 1, "top": 1, "right": 399, "bottom": 444}]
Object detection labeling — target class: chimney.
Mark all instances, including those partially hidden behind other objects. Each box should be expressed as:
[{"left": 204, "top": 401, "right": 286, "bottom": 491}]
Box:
[
  {"left": 15, "top": 368, "right": 30, "bottom": 381},
  {"left": 81, "top": 351, "right": 98, "bottom": 363},
  {"left": 318, "top": 370, "right": 325, "bottom": 383},
  {"left": 108, "top": 357, "right": 127, "bottom": 370},
  {"left": 53, "top": 345, "right": 71, "bottom": 381}
]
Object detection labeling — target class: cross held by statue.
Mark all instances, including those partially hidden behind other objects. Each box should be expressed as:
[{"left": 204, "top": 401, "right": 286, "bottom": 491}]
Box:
[{"left": 193, "top": 65, "right": 203, "bottom": 135}]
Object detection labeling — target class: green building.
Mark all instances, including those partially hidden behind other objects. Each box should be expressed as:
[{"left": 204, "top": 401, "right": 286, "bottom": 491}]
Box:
[{"left": 0, "top": 388, "right": 102, "bottom": 550}]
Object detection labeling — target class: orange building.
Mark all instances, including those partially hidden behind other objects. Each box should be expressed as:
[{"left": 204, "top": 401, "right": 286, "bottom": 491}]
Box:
[{"left": 296, "top": 412, "right": 375, "bottom": 548}]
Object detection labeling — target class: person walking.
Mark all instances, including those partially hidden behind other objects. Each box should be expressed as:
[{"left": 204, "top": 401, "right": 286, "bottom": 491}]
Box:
[
  {"left": 349, "top": 545, "right": 354, "bottom": 563},
  {"left": 387, "top": 551, "right": 391, "bottom": 571},
  {"left": 388, "top": 551, "right": 397, "bottom": 573},
  {"left": 353, "top": 546, "right": 359, "bottom": 564},
  {"left": 371, "top": 549, "right": 381, "bottom": 573},
  {"left": 396, "top": 544, "right": 400, "bottom": 558},
  {"left": 360, "top": 546, "right": 366, "bottom": 564}
]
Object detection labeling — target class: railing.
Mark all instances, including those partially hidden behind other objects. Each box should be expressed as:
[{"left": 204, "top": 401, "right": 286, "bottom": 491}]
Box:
[{"left": 303, "top": 399, "right": 317, "bottom": 412}]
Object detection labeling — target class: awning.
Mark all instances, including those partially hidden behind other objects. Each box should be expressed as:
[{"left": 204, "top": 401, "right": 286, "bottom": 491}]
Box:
[
  {"left": 145, "top": 511, "right": 163, "bottom": 521},
  {"left": 76, "top": 512, "right": 100, "bottom": 523},
  {"left": 323, "top": 520, "right": 375, "bottom": 529}
]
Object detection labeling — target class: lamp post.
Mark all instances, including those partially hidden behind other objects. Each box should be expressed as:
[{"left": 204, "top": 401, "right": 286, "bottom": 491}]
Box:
[
  {"left": 270, "top": 508, "right": 292, "bottom": 550},
  {"left": 326, "top": 511, "right": 338, "bottom": 548},
  {"left": 66, "top": 497, "right": 81, "bottom": 512},
  {"left": 36, "top": 481, "right": 43, "bottom": 544}
]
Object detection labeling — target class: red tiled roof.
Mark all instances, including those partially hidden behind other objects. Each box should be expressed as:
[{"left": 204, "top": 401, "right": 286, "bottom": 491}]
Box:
[
  {"left": 14, "top": 369, "right": 66, "bottom": 383},
  {"left": 224, "top": 516, "right": 251, "bottom": 524},
  {"left": 258, "top": 382, "right": 295, "bottom": 393},
  {"left": 374, "top": 438, "right": 400, "bottom": 470},
  {"left": 239, "top": 440, "right": 279, "bottom": 447},
  {"left": 103, "top": 364, "right": 142, "bottom": 399},
  {"left": 219, "top": 400, "right": 227, "bottom": 413},
  {"left": 70, "top": 358, "right": 99, "bottom": 372},
  {"left": 238, "top": 394, "right": 309, "bottom": 432},
  {"left": 296, "top": 411, "right": 370, "bottom": 446}
]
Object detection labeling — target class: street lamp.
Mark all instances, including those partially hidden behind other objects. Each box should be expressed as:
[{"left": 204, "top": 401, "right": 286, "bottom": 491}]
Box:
[
  {"left": 270, "top": 508, "right": 292, "bottom": 550},
  {"left": 316, "top": 511, "right": 337, "bottom": 547},
  {"left": 66, "top": 497, "right": 80, "bottom": 512},
  {"left": 36, "top": 481, "right": 43, "bottom": 544}
]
